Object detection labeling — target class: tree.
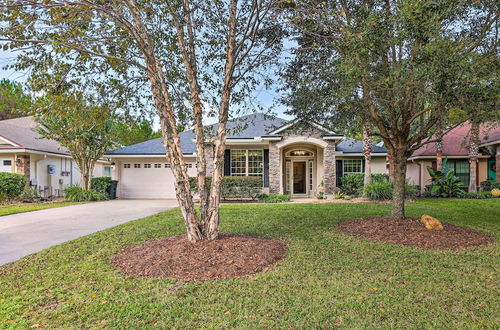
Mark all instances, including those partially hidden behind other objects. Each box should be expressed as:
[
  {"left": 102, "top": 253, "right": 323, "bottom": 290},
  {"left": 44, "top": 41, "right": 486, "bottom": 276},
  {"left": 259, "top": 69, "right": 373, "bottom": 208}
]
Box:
[
  {"left": 1, "top": 0, "right": 282, "bottom": 241},
  {"left": 281, "top": 0, "right": 498, "bottom": 218},
  {"left": 111, "top": 118, "right": 161, "bottom": 147},
  {"left": 362, "top": 124, "right": 372, "bottom": 186},
  {"left": 0, "top": 79, "right": 32, "bottom": 120},
  {"left": 34, "top": 93, "right": 115, "bottom": 190}
]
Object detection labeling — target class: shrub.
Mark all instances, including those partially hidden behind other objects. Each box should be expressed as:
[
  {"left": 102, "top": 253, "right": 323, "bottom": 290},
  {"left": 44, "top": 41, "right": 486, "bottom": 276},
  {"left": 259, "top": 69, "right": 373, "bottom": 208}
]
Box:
[
  {"left": 91, "top": 177, "right": 112, "bottom": 194},
  {"left": 0, "top": 172, "right": 26, "bottom": 199},
  {"left": 426, "top": 167, "right": 465, "bottom": 197},
  {"left": 461, "top": 191, "right": 493, "bottom": 199},
  {"left": 340, "top": 173, "right": 364, "bottom": 196},
  {"left": 189, "top": 176, "right": 262, "bottom": 200},
  {"left": 363, "top": 180, "right": 416, "bottom": 200},
  {"left": 480, "top": 179, "right": 500, "bottom": 192},
  {"left": 64, "top": 186, "right": 109, "bottom": 202},
  {"left": 371, "top": 173, "right": 390, "bottom": 182},
  {"left": 18, "top": 188, "right": 41, "bottom": 203},
  {"left": 258, "top": 194, "right": 291, "bottom": 203}
]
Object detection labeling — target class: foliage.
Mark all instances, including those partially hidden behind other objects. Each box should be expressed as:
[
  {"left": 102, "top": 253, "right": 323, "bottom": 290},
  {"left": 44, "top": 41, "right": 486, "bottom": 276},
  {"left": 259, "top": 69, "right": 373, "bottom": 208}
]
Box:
[
  {"left": 258, "top": 194, "right": 291, "bottom": 203},
  {"left": 91, "top": 177, "right": 112, "bottom": 195},
  {"left": 460, "top": 192, "right": 493, "bottom": 199},
  {"left": 480, "top": 179, "right": 500, "bottom": 192},
  {"left": 363, "top": 180, "right": 416, "bottom": 201},
  {"left": 63, "top": 186, "right": 108, "bottom": 202},
  {"left": 0, "top": 79, "right": 32, "bottom": 120},
  {"left": 0, "top": 200, "right": 498, "bottom": 328},
  {"left": 371, "top": 173, "right": 390, "bottom": 183},
  {"left": 340, "top": 174, "right": 364, "bottom": 196},
  {"left": 189, "top": 177, "right": 263, "bottom": 200},
  {"left": 0, "top": 172, "right": 26, "bottom": 199},
  {"left": 18, "top": 188, "right": 41, "bottom": 203},
  {"left": 426, "top": 167, "right": 466, "bottom": 198},
  {"left": 110, "top": 118, "right": 162, "bottom": 147},
  {"left": 0, "top": 191, "right": 8, "bottom": 203},
  {"left": 34, "top": 93, "right": 115, "bottom": 190}
]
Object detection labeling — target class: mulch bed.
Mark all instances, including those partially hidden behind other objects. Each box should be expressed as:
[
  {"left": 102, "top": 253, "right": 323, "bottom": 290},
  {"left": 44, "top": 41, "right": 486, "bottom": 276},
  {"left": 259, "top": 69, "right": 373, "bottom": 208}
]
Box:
[
  {"left": 338, "top": 217, "right": 495, "bottom": 250},
  {"left": 112, "top": 233, "right": 287, "bottom": 281}
]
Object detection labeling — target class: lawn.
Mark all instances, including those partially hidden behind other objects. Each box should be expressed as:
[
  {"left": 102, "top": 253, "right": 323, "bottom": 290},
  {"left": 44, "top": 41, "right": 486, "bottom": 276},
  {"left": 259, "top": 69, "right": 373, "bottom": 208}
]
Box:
[
  {"left": 0, "top": 201, "right": 85, "bottom": 217},
  {"left": 0, "top": 199, "right": 498, "bottom": 328}
]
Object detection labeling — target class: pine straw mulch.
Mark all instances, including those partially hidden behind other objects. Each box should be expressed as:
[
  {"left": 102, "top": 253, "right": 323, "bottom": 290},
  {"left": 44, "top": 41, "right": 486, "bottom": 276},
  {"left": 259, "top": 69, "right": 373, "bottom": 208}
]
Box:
[
  {"left": 111, "top": 233, "right": 287, "bottom": 281},
  {"left": 338, "top": 217, "right": 495, "bottom": 250}
]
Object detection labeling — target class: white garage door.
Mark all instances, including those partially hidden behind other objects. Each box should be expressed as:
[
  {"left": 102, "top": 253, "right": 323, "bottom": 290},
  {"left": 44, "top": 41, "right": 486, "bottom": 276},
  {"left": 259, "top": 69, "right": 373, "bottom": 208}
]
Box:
[{"left": 120, "top": 162, "right": 196, "bottom": 199}]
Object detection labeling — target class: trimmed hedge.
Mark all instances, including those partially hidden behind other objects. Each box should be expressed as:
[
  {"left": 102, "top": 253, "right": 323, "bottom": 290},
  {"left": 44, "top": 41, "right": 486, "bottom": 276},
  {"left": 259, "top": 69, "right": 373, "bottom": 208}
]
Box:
[
  {"left": 91, "top": 177, "right": 112, "bottom": 195},
  {"left": 189, "top": 176, "right": 262, "bottom": 200},
  {"left": 460, "top": 191, "right": 494, "bottom": 199},
  {"left": 0, "top": 172, "right": 26, "bottom": 200}
]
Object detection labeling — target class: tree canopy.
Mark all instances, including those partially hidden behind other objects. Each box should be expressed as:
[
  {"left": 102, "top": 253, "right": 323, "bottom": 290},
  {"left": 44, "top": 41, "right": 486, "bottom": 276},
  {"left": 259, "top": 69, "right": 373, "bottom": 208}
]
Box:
[{"left": 0, "top": 79, "right": 32, "bottom": 120}]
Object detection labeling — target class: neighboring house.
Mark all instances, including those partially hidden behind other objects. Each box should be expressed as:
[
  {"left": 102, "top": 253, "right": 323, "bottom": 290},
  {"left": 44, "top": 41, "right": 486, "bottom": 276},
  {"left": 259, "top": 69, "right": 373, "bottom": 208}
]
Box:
[
  {"left": 0, "top": 116, "right": 110, "bottom": 197},
  {"left": 407, "top": 122, "right": 500, "bottom": 191},
  {"left": 105, "top": 113, "right": 388, "bottom": 199}
]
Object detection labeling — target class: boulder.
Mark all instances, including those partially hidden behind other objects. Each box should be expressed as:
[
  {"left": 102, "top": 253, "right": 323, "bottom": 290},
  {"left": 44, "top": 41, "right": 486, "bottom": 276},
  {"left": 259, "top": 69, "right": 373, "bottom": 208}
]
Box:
[{"left": 420, "top": 215, "right": 444, "bottom": 231}]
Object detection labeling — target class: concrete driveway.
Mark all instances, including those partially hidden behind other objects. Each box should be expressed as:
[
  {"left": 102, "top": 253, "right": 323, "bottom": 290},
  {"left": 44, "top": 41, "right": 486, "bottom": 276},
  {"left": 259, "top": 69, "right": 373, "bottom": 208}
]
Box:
[{"left": 0, "top": 199, "right": 178, "bottom": 266}]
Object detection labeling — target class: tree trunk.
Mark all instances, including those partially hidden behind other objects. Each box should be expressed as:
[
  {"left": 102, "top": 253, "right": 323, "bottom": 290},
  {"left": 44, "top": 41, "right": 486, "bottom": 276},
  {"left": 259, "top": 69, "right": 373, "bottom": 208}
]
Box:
[
  {"left": 435, "top": 126, "right": 444, "bottom": 171},
  {"left": 391, "top": 149, "right": 408, "bottom": 219},
  {"left": 363, "top": 124, "right": 372, "bottom": 186},
  {"left": 387, "top": 150, "right": 395, "bottom": 181},
  {"left": 469, "top": 122, "right": 480, "bottom": 192}
]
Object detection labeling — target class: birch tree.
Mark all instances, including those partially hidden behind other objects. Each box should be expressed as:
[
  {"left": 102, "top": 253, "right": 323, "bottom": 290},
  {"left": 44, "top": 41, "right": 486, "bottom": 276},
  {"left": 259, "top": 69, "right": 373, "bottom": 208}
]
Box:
[{"left": 1, "top": 0, "right": 282, "bottom": 241}]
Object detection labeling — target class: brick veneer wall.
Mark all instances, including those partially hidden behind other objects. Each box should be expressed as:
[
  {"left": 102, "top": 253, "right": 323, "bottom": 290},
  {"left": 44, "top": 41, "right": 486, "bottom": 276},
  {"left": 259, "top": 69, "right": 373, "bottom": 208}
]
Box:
[{"left": 323, "top": 141, "right": 336, "bottom": 194}]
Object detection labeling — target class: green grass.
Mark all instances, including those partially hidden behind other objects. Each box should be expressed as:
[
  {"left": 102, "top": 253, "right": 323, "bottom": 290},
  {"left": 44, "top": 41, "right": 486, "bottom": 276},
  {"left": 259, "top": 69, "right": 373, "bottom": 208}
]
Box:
[
  {"left": 1, "top": 199, "right": 498, "bottom": 328},
  {"left": 0, "top": 201, "right": 85, "bottom": 217}
]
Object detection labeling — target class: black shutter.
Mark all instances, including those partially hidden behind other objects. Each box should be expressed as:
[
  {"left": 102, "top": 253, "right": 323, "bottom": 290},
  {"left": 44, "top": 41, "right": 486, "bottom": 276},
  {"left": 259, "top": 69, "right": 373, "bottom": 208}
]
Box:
[
  {"left": 224, "top": 150, "right": 231, "bottom": 176},
  {"left": 336, "top": 160, "right": 343, "bottom": 187},
  {"left": 362, "top": 159, "right": 365, "bottom": 172},
  {"left": 263, "top": 149, "right": 269, "bottom": 187}
]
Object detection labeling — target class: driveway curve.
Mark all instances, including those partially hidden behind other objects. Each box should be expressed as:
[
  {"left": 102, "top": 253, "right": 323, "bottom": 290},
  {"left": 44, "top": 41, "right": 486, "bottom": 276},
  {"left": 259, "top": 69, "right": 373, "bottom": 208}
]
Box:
[{"left": 0, "top": 199, "right": 178, "bottom": 266}]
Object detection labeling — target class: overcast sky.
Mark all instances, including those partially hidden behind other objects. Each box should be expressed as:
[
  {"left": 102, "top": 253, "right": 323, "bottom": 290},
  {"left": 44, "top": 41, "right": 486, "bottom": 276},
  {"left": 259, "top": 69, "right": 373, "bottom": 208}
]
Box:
[{"left": 0, "top": 49, "right": 293, "bottom": 128}]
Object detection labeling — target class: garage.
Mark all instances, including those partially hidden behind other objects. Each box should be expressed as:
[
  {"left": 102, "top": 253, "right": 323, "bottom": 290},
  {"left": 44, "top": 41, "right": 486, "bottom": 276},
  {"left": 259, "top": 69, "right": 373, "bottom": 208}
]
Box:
[{"left": 119, "top": 161, "right": 197, "bottom": 199}]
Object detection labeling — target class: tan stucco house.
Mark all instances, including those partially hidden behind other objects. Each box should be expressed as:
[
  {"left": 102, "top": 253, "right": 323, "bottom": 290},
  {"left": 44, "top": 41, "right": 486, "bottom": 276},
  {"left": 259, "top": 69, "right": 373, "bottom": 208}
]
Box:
[
  {"left": 0, "top": 116, "right": 110, "bottom": 197},
  {"left": 105, "top": 113, "right": 388, "bottom": 199},
  {"left": 406, "top": 122, "right": 500, "bottom": 191}
]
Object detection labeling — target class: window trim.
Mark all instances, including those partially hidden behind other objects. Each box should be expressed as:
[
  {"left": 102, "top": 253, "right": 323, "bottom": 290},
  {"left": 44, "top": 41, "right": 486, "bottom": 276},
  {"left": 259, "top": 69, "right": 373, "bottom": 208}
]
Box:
[
  {"left": 230, "top": 149, "right": 264, "bottom": 177},
  {"left": 343, "top": 159, "right": 363, "bottom": 174}
]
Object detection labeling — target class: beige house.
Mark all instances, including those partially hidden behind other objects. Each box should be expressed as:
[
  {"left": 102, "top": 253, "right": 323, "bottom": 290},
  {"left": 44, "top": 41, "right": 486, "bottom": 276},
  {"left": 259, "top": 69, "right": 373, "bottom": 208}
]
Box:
[
  {"left": 407, "top": 122, "right": 500, "bottom": 191},
  {"left": 0, "top": 117, "right": 110, "bottom": 197},
  {"left": 105, "top": 113, "right": 388, "bottom": 199}
]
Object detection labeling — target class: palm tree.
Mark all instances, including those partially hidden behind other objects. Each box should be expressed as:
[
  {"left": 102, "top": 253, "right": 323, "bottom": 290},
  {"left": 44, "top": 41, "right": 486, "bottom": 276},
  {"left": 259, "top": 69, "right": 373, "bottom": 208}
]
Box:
[
  {"left": 468, "top": 121, "right": 480, "bottom": 192},
  {"left": 363, "top": 124, "right": 372, "bottom": 185}
]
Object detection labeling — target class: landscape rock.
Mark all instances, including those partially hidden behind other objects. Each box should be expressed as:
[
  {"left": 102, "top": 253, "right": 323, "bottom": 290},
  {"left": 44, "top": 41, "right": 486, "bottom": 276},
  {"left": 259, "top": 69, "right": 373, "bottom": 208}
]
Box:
[{"left": 420, "top": 214, "right": 444, "bottom": 230}]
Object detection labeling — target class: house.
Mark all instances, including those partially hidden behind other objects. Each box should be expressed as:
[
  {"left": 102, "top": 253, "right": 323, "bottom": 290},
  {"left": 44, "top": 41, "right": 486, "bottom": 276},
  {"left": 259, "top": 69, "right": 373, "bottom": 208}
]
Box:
[
  {"left": 105, "top": 113, "right": 388, "bottom": 199},
  {"left": 407, "top": 122, "right": 500, "bottom": 190},
  {"left": 0, "top": 116, "right": 110, "bottom": 197}
]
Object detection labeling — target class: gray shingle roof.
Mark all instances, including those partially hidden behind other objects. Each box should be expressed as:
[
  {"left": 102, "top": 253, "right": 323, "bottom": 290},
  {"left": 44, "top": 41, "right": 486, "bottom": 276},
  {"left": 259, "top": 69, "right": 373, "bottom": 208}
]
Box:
[
  {"left": 107, "top": 113, "right": 287, "bottom": 155},
  {"left": 0, "top": 116, "right": 70, "bottom": 155},
  {"left": 336, "top": 138, "right": 386, "bottom": 154}
]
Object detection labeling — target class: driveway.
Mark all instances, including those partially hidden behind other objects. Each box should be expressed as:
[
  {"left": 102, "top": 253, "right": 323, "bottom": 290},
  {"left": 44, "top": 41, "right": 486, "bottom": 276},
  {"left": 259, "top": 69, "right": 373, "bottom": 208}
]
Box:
[{"left": 0, "top": 199, "right": 178, "bottom": 266}]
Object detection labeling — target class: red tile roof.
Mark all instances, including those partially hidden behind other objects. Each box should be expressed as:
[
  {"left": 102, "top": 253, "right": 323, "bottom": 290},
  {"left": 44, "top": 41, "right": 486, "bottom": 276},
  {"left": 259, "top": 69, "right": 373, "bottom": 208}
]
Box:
[{"left": 412, "top": 121, "right": 500, "bottom": 157}]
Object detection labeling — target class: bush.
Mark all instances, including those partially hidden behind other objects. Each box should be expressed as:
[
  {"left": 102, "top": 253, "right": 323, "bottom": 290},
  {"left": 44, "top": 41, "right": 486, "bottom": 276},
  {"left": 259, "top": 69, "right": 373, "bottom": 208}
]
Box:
[
  {"left": 461, "top": 191, "right": 493, "bottom": 199},
  {"left": 189, "top": 176, "right": 262, "bottom": 200},
  {"left": 64, "top": 186, "right": 109, "bottom": 202},
  {"left": 426, "top": 167, "right": 465, "bottom": 197},
  {"left": 0, "top": 172, "right": 26, "bottom": 200},
  {"left": 258, "top": 194, "right": 291, "bottom": 203},
  {"left": 480, "top": 179, "right": 500, "bottom": 192},
  {"left": 363, "top": 180, "right": 416, "bottom": 201},
  {"left": 340, "top": 173, "right": 364, "bottom": 196},
  {"left": 18, "top": 188, "right": 41, "bottom": 203},
  {"left": 91, "top": 177, "right": 112, "bottom": 194},
  {"left": 371, "top": 173, "right": 390, "bottom": 183}
]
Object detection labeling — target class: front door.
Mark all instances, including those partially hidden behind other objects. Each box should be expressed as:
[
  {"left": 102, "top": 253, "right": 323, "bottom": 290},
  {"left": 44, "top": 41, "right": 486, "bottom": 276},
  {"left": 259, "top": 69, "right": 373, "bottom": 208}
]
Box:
[{"left": 293, "top": 161, "right": 307, "bottom": 194}]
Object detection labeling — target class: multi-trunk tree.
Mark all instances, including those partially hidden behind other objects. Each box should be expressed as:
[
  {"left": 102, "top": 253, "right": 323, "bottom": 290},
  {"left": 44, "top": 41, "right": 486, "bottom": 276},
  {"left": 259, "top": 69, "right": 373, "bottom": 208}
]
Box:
[
  {"left": 281, "top": 0, "right": 498, "bottom": 218},
  {"left": 1, "top": 0, "right": 282, "bottom": 241}
]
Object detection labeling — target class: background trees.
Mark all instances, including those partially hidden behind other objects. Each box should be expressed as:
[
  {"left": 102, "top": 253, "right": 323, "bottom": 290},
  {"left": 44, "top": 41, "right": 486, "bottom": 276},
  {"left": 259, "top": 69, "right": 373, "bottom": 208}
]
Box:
[
  {"left": 1, "top": 0, "right": 282, "bottom": 241},
  {"left": 0, "top": 79, "right": 32, "bottom": 120},
  {"left": 281, "top": 0, "right": 498, "bottom": 218}
]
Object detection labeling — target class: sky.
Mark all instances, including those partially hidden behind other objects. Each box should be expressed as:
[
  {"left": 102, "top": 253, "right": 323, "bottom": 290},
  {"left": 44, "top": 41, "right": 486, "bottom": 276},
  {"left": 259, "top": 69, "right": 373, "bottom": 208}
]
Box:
[{"left": 0, "top": 49, "right": 293, "bottom": 128}]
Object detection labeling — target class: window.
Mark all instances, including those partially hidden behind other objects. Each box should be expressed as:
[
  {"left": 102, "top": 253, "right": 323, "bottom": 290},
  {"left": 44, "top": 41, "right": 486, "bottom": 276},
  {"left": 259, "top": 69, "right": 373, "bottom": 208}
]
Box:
[
  {"left": 343, "top": 159, "right": 363, "bottom": 174},
  {"left": 186, "top": 163, "right": 193, "bottom": 168},
  {"left": 134, "top": 164, "right": 141, "bottom": 168},
  {"left": 154, "top": 164, "right": 161, "bottom": 168},
  {"left": 309, "top": 161, "right": 313, "bottom": 190},
  {"left": 124, "top": 164, "right": 131, "bottom": 168},
  {"left": 103, "top": 166, "right": 111, "bottom": 177},
  {"left": 288, "top": 150, "right": 313, "bottom": 157},
  {"left": 3, "top": 160, "right": 12, "bottom": 166},
  {"left": 446, "top": 160, "right": 470, "bottom": 186},
  {"left": 165, "top": 163, "right": 171, "bottom": 168},
  {"left": 144, "top": 164, "right": 151, "bottom": 168},
  {"left": 230, "top": 149, "right": 263, "bottom": 176}
]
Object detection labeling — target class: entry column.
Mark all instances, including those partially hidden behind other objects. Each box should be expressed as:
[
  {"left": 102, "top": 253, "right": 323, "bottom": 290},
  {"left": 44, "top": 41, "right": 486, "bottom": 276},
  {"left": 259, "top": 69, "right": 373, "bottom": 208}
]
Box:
[
  {"left": 269, "top": 142, "right": 281, "bottom": 194},
  {"left": 323, "top": 141, "right": 336, "bottom": 194}
]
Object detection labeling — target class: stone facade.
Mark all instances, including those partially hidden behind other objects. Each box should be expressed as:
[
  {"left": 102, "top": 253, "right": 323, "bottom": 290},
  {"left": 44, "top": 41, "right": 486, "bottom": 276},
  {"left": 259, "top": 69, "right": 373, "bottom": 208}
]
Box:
[
  {"left": 323, "top": 141, "right": 336, "bottom": 194},
  {"left": 269, "top": 142, "right": 281, "bottom": 194},
  {"left": 496, "top": 145, "right": 500, "bottom": 182},
  {"left": 15, "top": 155, "right": 30, "bottom": 185}
]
